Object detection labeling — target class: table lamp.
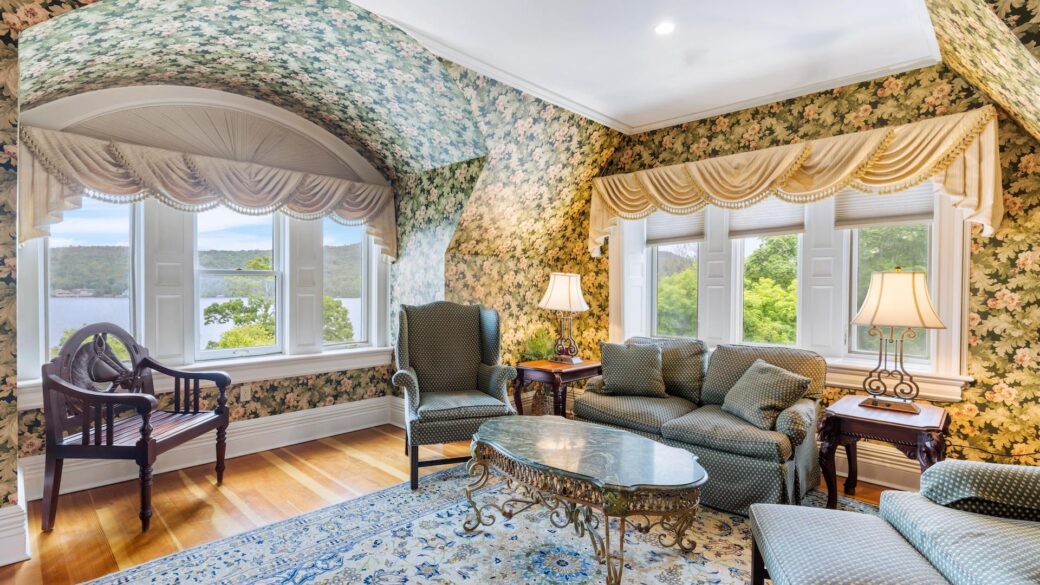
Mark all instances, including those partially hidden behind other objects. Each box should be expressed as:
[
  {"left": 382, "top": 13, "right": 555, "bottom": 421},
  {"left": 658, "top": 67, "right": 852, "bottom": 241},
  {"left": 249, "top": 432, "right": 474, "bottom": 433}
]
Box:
[
  {"left": 851, "top": 268, "right": 945, "bottom": 413},
  {"left": 538, "top": 272, "right": 590, "bottom": 364}
]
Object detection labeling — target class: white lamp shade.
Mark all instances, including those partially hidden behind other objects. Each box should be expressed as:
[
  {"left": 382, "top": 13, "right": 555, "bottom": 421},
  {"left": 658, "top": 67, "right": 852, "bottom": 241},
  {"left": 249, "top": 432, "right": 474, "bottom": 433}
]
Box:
[
  {"left": 538, "top": 272, "right": 590, "bottom": 312},
  {"left": 852, "top": 271, "right": 945, "bottom": 329}
]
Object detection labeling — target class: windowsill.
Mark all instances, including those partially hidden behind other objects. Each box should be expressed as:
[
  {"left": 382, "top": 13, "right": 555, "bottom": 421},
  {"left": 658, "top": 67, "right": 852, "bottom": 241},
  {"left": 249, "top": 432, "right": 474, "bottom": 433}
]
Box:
[
  {"left": 825, "top": 357, "right": 972, "bottom": 402},
  {"left": 16, "top": 345, "right": 393, "bottom": 411}
]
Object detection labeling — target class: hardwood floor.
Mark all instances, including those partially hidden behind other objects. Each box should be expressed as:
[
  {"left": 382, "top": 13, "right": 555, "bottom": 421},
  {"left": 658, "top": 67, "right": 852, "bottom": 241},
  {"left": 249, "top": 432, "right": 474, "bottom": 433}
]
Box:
[{"left": 1, "top": 424, "right": 886, "bottom": 584}]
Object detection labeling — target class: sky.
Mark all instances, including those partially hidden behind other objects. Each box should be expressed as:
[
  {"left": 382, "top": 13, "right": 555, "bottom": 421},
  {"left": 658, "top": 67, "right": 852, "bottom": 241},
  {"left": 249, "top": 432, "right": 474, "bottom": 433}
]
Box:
[{"left": 49, "top": 199, "right": 364, "bottom": 249}]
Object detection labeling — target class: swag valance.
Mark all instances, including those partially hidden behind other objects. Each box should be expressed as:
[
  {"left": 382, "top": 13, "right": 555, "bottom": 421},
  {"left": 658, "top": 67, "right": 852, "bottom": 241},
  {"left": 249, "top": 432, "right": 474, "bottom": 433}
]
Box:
[
  {"left": 589, "top": 106, "right": 1002, "bottom": 256},
  {"left": 19, "top": 126, "right": 398, "bottom": 258}
]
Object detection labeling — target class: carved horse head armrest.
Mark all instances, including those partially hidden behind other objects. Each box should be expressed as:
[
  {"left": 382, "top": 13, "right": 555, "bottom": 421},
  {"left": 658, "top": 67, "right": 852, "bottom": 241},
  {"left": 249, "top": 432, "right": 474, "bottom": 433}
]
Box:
[{"left": 51, "top": 322, "right": 153, "bottom": 395}]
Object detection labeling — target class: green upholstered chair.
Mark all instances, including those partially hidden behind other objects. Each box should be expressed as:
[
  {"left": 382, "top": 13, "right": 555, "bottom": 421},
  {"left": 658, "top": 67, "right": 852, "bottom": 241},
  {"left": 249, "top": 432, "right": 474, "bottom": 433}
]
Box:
[{"left": 393, "top": 301, "right": 517, "bottom": 489}]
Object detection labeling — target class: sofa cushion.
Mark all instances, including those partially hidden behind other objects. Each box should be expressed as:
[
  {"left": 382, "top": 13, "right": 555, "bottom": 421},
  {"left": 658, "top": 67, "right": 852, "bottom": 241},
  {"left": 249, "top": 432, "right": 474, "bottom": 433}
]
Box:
[
  {"left": 919, "top": 459, "right": 1040, "bottom": 521},
  {"left": 751, "top": 504, "right": 950, "bottom": 585},
  {"left": 881, "top": 490, "right": 1040, "bottom": 585},
  {"left": 573, "top": 392, "right": 695, "bottom": 435},
  {"left": 661, "top": 405, "right": 793, "bottom": 461},
  {"left": 702, "top": 344, "right": 826, "bottom": 404},
  {"left": 722, "top": 359, "right": 810, "bottom": 430},
  {"left": 404, "top": 302, "right": 481, "bottom": 393},
  {"left": 625, "top": 337, "right": 706, "bottom": 403},
  {"left": 417, "top": 390, "right": 512, "bottom": 422},
  {"left": 599, "top": 342, "right": 667, "bottom": 397}
]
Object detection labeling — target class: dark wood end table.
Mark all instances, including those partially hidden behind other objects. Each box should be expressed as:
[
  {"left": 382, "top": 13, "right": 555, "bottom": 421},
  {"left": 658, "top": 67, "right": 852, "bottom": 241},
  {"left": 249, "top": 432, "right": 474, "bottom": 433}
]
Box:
[
  {"left": 513, "top": 359, "right": 602, "bottom": 417},
  {"left": 818, "top": 394, "right": 950, "bottom": 509}
]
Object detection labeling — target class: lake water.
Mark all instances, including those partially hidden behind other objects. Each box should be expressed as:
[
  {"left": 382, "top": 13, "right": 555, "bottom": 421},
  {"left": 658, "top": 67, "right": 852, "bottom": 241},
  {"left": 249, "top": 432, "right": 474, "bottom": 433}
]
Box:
[{"left": 48, "top": 297, "right": 363, "bottom": 351}]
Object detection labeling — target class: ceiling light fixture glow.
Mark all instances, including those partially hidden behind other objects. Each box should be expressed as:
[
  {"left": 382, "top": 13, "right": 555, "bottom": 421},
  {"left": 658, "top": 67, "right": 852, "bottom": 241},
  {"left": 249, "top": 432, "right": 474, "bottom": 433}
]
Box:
[{"left": 654, "top": 21, "right": 675, "bottom": 35}]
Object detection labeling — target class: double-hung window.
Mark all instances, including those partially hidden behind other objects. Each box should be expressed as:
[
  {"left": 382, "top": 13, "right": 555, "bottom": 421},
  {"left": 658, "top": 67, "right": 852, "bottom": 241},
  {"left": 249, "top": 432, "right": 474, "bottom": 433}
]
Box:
[
  {"left": 322, "top": 218, "right": 367, "bottom": 346},
  {"left": 647, "top": 210, "right": 703, "bottom": 338}
]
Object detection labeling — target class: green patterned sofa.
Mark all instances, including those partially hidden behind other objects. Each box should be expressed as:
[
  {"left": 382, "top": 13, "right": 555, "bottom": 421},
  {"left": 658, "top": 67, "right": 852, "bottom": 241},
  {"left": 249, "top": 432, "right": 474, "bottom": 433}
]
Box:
[
  {"left": 750, "top": 459, "right": 1040, "bottom": 585},
  {"left": 573, "top": 338, "right": 826, "bottom": 515}
]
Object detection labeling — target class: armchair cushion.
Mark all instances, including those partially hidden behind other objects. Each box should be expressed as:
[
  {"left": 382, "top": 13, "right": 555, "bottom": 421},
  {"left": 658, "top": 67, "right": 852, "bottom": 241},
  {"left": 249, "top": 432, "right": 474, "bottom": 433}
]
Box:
[
  {"left": 702, "top": 344, "right": 826, "bottom": 404},
  {"left": 573, "top": 392, "right": 696, "bottom": 435},
  {"left": 722, "top": 359, "right": 810, "bottom": 430},
  {"left": 774, "top": 398, "right": 817, "bottom": 446},
  {"left": 919, "top": 459, "right": 1040, "bottom": 521},
  {"left": 599, "top": 342, "right": 667, "bottom": 397},
  {"left": 402, "top": 302, "right": 482, "bottom": 393},
  {"left": 417, "top": 390, "right": 512, "bottom": 422},
  {"left": 661, "top": 405, "right": 793, "bottom": 461},
  {"left": 625, "top": 337, "right": 706, "bottom": 403}
]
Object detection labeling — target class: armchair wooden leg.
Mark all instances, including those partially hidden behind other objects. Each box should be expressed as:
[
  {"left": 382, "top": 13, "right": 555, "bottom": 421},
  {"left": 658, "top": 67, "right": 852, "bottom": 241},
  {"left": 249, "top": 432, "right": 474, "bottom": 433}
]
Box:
[
  {"left": 215, "top": 423, "right": 228, "bottom": 484},
  {"left": 139, "top": 464, "right": 153, "bottom": 532},
  {"left": 751, "top": 535, "right": 767, "bottom": 585},
  {"left": 410, "top": 445, "right": 419, "bottom": 490},
  {"left": 41, "top": 455, "right": 63, "bottom": 532}
]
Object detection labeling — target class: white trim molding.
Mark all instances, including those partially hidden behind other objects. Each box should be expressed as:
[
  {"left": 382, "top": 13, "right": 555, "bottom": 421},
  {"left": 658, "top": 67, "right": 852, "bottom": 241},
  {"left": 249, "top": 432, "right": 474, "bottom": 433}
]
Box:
[
  {"left": 18, "top": 346, "right": 392, "bottom": 411},
  {"left": 826, "top": 360, "right": 972, "bottom": 402},
  {"left": 0, "top": 501, "right": 30, "bottom": 568},
  {"left": 19, "top": 395, "right": 394, "bottom": 502},
  {"left": 831, "top": 440, "right": 922, "bottom": 491}
]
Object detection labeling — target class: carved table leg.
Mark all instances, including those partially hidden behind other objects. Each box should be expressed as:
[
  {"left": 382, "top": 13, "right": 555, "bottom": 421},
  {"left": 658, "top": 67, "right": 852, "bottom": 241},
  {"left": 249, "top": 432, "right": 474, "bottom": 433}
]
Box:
[
  {"left": 818, "top": 411, "right": 840, "bottom": 509},
  {"left": 843, "top": 441, "right": 858, "bottom": 495},
  {"left": 916, "top": 430, "right": 945, "bottom": 471},
  {"left": 463, "top": 455, "right": 493, "bottom": 532},
  {"left": 552, "top": 373, "right": 564, "bottom": 416},
  {"left": 513, "top": 376, "right": 525, "bottom": 415},
  {"left": 603, "top": 516, "right": 627, "bottom": 585}
]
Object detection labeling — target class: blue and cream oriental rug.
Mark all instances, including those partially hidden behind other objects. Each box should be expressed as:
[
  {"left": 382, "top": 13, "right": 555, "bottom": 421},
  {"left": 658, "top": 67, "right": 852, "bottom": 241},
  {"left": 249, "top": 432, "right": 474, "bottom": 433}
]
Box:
[{"left": 87, "top": 466, "right": 874, "bottom": 584}]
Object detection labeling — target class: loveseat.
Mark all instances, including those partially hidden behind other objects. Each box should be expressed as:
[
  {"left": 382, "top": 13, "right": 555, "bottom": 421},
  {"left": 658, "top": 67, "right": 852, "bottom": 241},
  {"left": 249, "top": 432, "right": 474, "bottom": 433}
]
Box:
[
  {"left": 750, "top": 459, "right": 1040, "bottom": 585},
  {"left": 573, "top": 338, "right": 826, "bottom": 515}
]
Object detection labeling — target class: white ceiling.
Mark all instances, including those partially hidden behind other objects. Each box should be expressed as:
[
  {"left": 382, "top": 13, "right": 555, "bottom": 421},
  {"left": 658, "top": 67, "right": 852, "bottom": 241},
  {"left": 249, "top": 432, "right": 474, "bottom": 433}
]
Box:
[{"left": 351, "top": 0, "right": 940, "bottom": 134}]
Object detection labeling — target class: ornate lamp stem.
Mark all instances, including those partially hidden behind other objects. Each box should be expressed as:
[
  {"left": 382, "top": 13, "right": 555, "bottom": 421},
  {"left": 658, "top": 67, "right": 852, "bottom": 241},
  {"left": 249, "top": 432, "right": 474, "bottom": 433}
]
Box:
[{"left": 860, "top": 325, "right": 921, "bottom": 413}]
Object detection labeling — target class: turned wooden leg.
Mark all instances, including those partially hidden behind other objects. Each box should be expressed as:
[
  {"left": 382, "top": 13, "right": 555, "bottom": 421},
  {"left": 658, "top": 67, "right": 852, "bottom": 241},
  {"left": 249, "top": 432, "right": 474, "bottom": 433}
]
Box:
[
  {"left": 513, "top": 378, "right": 525, "bottom": 415},
  {"left": 410, "top": 445, "right": 419, "bottom": 490},
  {"left": 751, "top": 536, "right": 767, "bottom": 585},
  {"left": 42, "top": 455, "right": 63, "bottom": 532},
  {"left": 843, "top": 441, "right": 858, "bottom": 495},
  {"left": 215, "top": 423, "right": 228, "bottom": 484},
  {"left": 818, "top": 412, "right": 840, "bottom": 509},
  {"left": 139, "top": 464, "right": 153, "bottom": 532},
  {"left": 552, "top": 374, "right": 563, "bottom": 416}
]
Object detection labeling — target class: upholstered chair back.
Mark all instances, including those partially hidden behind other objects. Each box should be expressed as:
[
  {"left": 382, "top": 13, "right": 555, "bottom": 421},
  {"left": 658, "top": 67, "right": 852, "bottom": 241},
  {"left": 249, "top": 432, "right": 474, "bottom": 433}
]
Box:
[
  {"left": 397, "top": 301, "right": 500, "bottom": 393},
  {"left": 702, "top": 344, "right": 827, "bottom": 404}
]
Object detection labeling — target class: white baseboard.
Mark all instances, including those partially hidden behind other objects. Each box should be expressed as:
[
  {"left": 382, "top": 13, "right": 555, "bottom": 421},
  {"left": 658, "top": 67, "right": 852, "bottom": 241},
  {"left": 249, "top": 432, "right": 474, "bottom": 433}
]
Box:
[
  {"left": 831, "top": 440, "right": 921, "bottom": 491},
  {"left": 389, "top": 396, "right": 406, "bottom": 428},
  {"left": 0, "top": 469, "right": 31, "bottom": 567},
  {"left": 19, "top": 395, "right": 393, "bottom": 502}
]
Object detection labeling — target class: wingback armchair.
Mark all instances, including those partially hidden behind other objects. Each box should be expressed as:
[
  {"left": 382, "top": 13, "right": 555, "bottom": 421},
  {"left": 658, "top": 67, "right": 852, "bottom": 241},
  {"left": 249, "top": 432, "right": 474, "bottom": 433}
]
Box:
[{"left": 394, "top": 301, "right": 517, "bottom": 489}]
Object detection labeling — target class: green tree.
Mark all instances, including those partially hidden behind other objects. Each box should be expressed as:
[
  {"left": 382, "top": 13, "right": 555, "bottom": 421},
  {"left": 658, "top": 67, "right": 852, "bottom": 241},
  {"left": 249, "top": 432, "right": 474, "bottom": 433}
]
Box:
[
  {"left": 742, "top": 278, "right": 798, "bottom": 344},
  {"left": 744, "top": 236, "right": 798, "bottom": 288},
  {"left": 204, "top": 255, "right": 276, "bottom": 349},
  {"left": 323, "top": 296, "right": 355, "bottom": 343},
  {"left": 656, "top": 264, "right": 698, "bottom": 336}
]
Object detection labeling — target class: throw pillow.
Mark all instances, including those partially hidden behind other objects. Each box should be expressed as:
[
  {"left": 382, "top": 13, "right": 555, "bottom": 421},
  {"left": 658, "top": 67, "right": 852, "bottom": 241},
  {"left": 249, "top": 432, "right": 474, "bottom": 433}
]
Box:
[
  {"left": 722, "top": 359, "right": 810, "bottom": 430},
  {"left": 625, "top": 337, "right": 705, "bottom": 403},
  {"left": 599, "top": 342, "right": 667, "bottom": 397}
]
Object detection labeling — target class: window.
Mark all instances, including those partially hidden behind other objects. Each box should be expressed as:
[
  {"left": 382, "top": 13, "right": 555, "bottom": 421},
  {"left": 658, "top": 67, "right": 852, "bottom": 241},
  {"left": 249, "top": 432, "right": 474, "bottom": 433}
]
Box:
[
  {"left": 196, "top": 207, "right": 280, "bottom": 359},
  {"left": 851, "top": 223, "right": 931, "bottom": 358},
  {"left": 46, "top": 198, "right": 133, "bottom": 358},
  {"left": 653, "top": 242, "right": 698, "bottom": 337},
  {"left": 741, "top": 234, "right": 799, "bottom": 345},
  {"left": 323, "top": 219, "right": 367, "bottom": 345}
]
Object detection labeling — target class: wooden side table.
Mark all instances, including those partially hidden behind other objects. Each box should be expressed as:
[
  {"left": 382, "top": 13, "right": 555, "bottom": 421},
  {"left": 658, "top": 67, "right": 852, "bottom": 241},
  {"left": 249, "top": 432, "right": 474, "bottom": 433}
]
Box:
[
  {"left": 513, "top": 360, "right": 602, "bottom": 417},
  {"left": 818, "top": 395, "right": 950, "bottom": 509}
]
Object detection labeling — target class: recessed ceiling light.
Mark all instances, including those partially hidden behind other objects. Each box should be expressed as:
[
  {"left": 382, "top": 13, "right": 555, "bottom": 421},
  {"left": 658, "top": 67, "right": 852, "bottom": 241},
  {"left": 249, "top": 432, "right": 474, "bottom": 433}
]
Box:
[{"left": 654, "top": 21, "right": 675, "bottom": 35}]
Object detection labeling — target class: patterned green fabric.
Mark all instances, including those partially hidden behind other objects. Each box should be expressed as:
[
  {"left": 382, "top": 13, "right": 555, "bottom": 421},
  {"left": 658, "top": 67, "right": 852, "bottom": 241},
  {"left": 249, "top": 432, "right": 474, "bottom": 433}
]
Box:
[
  {"left": 477, "top": 363, "right": 517, "bottom": 404},
  {"left": 702, "top": 344, "right": 826, "bottom": 404},
  {"left": 775, "top": 398, "right": 817, "bottom": 445},
  {"left": 881, "top": 491, "right": 1040, "bottom": 585},
  {"left": 919, "top": 459, "right": 1040, "bottom": 521},
  {"left": 661, "top": 405, "right": 793, "bottom": 461},
  {"left": 408, "top": 416, "right": 497, "bottom": 446},
  {"left": 478, "top": 306, "right": 502, "bottom": 365},
  {"left": 751, "top": 504, "right": 950, "bottom": 585},
  {"left": 625, "top": 337, "right": 706, "bottom": 403},
  {"left": 722, "top": 359, "right": 810, "bottom": 430},
  {"left": 402, "top": 302, "right": 482, "bottom": 393},
  {"left": 599, "top": 342, "right": 667, "bottom": 397},
  {"left": 416, "top": 390, "right": 512, "bottom": 422},
  {"left": 572, "top": 392, "right": 696, "bottom": 435},
  {"left": 392, "top": 368, "right": 421, "bottom": 418},
  {"left": 584, "top": 375, "right": 605, "bottom": 393}
]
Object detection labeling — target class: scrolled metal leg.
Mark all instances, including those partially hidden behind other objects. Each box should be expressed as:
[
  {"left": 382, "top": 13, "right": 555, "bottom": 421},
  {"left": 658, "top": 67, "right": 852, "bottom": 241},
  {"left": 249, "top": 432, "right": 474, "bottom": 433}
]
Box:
[
  {"left": 631, "top": 509, "right": 699, "bottom": 553},
  {"left": 603, "top": 516, "right": 626, "bottom": 585},
  {"left": 463, "top": 457, "right": 494, "bottom": 532}
]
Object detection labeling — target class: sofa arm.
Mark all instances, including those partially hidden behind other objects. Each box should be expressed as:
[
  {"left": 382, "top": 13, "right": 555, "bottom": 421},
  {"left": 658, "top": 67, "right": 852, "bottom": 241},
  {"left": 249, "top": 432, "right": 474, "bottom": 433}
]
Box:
[
  {"left": 920, "top": 459, "right": 1040, "bottom": 521},
  {"left": 584, "top": 375, "right": 606, "bottom": 394},
  {"left": 478, "top": 363, "right": 517, "bottom": 404},
  {"left": 392, "top": 368, "right": 421, "bottom": 418},
  {"left": 775, "top": 398, "right": 816, "bottom": 446}
]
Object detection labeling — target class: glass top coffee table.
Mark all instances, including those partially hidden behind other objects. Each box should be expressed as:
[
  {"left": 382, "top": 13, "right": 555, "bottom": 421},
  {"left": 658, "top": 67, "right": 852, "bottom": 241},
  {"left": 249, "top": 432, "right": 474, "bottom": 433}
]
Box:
[{"left": 463, "top": 416, "right": 708, "bottom": 585}]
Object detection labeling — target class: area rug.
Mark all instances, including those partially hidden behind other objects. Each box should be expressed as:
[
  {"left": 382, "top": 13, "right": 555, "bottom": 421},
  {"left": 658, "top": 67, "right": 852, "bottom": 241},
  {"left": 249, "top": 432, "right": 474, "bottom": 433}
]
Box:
[{"left": 87, "top": 466, "right": 876, "bottom": 584}]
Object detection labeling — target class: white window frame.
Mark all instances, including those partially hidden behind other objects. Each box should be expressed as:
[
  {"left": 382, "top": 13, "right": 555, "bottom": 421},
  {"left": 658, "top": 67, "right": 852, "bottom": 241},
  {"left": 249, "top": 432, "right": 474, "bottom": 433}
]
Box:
[
  {"left": 193, "top": 212, "right": 284, "bottom": 361},
  {"left": 614, "top": 185, "right": 972, "bottom": 402},
  {"left": 322, "top": 220, "right": 371, "bottom": 349}
]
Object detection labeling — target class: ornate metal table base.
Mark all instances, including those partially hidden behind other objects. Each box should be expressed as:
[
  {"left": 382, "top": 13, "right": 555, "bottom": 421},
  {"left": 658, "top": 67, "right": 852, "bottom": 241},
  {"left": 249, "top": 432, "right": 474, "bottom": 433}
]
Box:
[{"left": 463, "top": 445, "right": 701, "bottom": 585}]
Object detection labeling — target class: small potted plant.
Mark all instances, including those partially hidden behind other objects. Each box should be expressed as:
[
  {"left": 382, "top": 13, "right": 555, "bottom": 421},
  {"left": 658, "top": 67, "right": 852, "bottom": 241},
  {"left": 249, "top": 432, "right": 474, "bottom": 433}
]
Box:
[{"left": 519, "top": 327, "right": 556, "bottom": 415}]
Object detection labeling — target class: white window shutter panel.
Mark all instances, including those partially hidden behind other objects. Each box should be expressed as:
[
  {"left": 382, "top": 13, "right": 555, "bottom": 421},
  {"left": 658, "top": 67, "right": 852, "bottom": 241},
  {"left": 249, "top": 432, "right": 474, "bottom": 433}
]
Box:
[
  {"left": 286, "top": 218, "right": 323, "bottom": 354},
  {"left": 142, "top": 199, "right": 194, "bottom": 365}
]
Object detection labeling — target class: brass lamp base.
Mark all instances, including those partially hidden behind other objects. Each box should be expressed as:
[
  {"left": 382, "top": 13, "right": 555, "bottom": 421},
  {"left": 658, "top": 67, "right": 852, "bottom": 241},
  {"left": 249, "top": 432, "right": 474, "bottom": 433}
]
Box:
[
  {"left": 859, "top": 396, "right": 921, "bottom": 414},
  {"left": 550, "top": 355, "right": 583, "bottom": 365}
]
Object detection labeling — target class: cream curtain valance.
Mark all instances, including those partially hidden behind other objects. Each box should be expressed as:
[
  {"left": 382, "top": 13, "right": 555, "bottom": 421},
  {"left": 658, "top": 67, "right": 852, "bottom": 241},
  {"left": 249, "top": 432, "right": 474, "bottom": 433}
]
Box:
[
  {"left": 589, "top": 106, "right": 1002, "bottom": 256},
  {"left": 19, "top": 126, "right": 398, "bottom": 258}
]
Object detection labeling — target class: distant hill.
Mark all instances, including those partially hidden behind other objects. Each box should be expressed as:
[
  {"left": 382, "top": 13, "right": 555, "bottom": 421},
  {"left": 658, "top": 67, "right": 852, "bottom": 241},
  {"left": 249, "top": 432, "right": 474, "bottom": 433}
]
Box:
[
  {"left": 657, "top": 248, "right": 696, "bottom": 279},
  {"left": 49, "top": 244, "right": 362, "bottom": 298}
]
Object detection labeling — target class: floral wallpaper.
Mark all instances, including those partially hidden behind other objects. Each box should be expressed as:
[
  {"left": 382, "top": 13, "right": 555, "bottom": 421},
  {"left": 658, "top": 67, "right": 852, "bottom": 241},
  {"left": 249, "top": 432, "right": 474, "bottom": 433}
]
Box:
[
  {"left": 14, "top": 0, "right": 487, "bottom": 179},
  {"left": 986, "top": 0, "right": 1040, "bottom": 59},
  {"left": 17, "top": 366, "right": 393, "bottom": 459},
  {"left": 440, "top": 64, "right": 621, "bottom": 364},
  {"left": 926, "top": 0, "right": 1040, "bottom": 143},
  {"left": 605, "top": 63, "right": 1040, "bottom": 465}
]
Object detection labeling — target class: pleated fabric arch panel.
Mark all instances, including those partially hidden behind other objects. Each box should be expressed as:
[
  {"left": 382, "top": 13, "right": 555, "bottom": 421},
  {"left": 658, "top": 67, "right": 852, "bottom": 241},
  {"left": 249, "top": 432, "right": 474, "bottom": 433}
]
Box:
[
  {"left": 19, "top": 126, "right": 398, "bottom": 257},
  {"left": 589, "top": 106, "right": 1002, "bottom": 256}
]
